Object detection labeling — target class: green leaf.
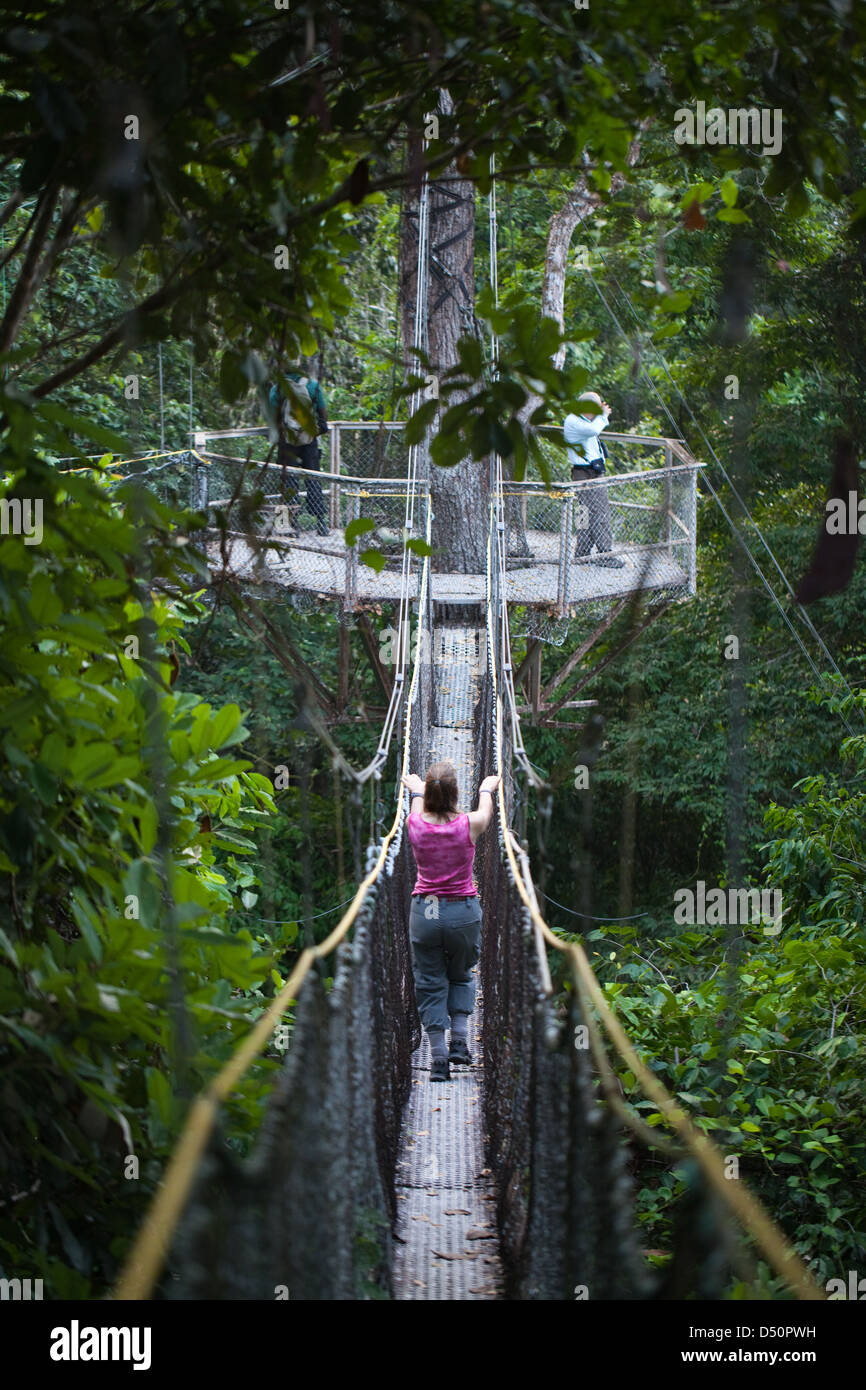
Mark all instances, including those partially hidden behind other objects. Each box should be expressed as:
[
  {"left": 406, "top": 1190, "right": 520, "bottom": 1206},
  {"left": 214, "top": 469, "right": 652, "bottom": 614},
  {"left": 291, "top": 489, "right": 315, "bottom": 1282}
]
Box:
[
  {"left": 720, "top": 177, "right": 738, "bottom": 207},
  {"left": 404, "top": 397, "right": 438, "bottom": 445},
  {"left": 360, "top": 547, "right": 386, "bottom": 573},
  {"left": 345, "top": 516, "right": 377, "bottom": 546},
  {"left": 657, "top": 290, "right": 692, "bottom": 315},
  {"left": 209, "top": 703, "right": 245, "bottom": 750},
  {"left": 219, "top": 350, "right": 247, "bottom": 403},
  {"left": 681, "top": 182, "right": 713, "bottom": 209},
  {"left": 70, "top": 891, "right": 103, "bottom": 963}
]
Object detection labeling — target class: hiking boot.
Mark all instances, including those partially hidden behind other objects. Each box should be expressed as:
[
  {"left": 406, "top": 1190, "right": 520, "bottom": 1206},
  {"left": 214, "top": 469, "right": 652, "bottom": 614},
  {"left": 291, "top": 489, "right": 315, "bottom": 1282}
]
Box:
[
  {"left": 430, "top": 1057, "right": 451, "bottom": 1082},
  {"left": 449, "top": 1038, "right": 472, "bottom": 1066},
  {"left": 591, "top": 554, "right": 625, "bottom": 568}
]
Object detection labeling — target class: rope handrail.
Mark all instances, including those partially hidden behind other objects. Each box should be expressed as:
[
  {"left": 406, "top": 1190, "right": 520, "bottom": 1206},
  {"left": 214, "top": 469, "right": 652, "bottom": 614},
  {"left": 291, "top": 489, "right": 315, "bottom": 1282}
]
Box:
[
  {"left": 503, "top": 461, "right": 703, "bottom": 489},
  {"left": 189, "top": 450, "right": 431, "bottom": 490},
  {"left": 113, "top": 516, "right": 431, "bottom": 1302},
  {"left": 484, "top": 493, "right": 824, "bottom": 1302},
  {"left": 115, "top": 158, "right": 434, "bottom": 1301}
]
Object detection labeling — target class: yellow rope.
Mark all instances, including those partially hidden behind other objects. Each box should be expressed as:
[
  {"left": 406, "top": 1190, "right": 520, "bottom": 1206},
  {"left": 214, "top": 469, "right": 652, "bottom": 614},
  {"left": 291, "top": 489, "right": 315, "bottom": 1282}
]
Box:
[
  {"left": 483, "top": 513, "right": 823, "bottom": 1301},
  {"left": 114, "top": 515, "right": 432, "bottom": 1301},
  {"left": 60, "top": 448, "right": 193, "bottom": 474}
]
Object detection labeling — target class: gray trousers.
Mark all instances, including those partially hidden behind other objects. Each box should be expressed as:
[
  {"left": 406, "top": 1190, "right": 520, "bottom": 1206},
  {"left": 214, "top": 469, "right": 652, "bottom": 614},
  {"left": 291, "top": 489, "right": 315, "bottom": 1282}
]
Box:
[
  {"left": 409, "top": 895, "right": 482, "bottom": 1032},
  {"left": 572, "top": 467, "right": 613, "bottom": 555}
]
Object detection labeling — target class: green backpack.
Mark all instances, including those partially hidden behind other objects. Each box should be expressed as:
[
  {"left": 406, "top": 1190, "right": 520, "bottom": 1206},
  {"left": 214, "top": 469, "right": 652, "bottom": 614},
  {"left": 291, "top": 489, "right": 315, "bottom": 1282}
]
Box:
[{"left": 279, "top": 376, "right": 319, "bottom": 446}]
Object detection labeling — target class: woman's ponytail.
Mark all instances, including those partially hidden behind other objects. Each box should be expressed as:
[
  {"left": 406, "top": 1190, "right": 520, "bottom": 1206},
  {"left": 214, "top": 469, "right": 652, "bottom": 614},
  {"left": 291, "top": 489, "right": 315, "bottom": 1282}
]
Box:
[{"left": 423, "top": 762, "right": 458, "bottom": 815}]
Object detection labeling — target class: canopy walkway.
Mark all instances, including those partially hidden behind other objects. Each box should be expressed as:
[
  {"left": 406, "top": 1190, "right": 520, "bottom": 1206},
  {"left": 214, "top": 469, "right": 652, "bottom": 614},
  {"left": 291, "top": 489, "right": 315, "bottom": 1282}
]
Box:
[
  {"left": 110, "top": 156, "right": 820, "bottom": 1303},
  {"left": 114, "top": 444, "right": 821, "bottom": 1304},
  {"left": 129, "top": 423, "right": 700, "bottom": 615}
]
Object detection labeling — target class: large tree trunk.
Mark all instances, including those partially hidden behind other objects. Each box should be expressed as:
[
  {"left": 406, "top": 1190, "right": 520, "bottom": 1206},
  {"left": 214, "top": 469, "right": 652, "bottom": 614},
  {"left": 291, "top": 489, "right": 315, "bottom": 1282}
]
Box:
[{"left": 400, "top": 90, "right": 488, "bottom": 574}]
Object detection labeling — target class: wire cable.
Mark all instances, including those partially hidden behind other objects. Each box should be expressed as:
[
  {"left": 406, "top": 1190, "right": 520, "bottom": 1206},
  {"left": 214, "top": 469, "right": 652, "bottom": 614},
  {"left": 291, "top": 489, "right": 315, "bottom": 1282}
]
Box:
[
  {"left": 576, "top": 214, "right": 858, "bottom": 729},
  {"left": 538, "top": 890, "right": 648, "bottom": 922}
]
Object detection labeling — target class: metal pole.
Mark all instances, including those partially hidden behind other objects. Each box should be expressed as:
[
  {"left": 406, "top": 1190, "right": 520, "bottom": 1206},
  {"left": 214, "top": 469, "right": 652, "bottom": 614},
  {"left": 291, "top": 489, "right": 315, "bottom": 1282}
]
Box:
[
  {"left": 157, "top": 343, "right": 165, "bottom": 451},
  {"left": 345, "top": 492, "right": 359, "bottom": 611},
  {"left": 663, "top": 440, "right": 673, "bottom": 557},
  {"left": 192, "top": 431, "right": 208, "bottom": 511},
  {"left": 560, "top": 494, "right": 573, "bottom": 614},
  {"left": 330, "top": 424, "right": 340, "bottom": 529},
  {"left": 556, "top": 494, "right": 570, "bottom": 614}
]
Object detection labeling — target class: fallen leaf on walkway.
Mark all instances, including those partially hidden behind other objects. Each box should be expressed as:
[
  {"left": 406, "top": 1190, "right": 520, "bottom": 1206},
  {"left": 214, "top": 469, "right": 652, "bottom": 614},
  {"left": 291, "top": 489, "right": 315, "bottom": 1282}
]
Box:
[
  {"left": 431, "top": 1250, "right": 478, "bottom": 1261},
  {"left": 444, "top": 1208, "right": 471, "bottom": 1216},
  {"left": 466, "top": 1228, "right": 494, "bottom": 1240}
]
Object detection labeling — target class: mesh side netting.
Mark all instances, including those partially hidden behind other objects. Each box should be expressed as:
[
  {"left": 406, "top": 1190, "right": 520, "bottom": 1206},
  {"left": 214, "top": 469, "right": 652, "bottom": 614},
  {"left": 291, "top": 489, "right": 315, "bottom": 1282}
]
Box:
[
  {"left": 475, "top": 550, "right": 737, "bottom": 1298},
  {"left": 164, "top": 613, "right": 431, "bottom": 1301},
  {"left": 473, "top": 670, "right": 648, "bottom": 1299},
  {"left": 116, "top": 448, "right": 427, "bottom": 604}
]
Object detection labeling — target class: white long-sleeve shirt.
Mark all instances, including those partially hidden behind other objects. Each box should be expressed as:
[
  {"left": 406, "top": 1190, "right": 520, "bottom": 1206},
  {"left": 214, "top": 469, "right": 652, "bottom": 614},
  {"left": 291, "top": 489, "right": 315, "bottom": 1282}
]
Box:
[{"left": 564, "top": 410, "right": 609, "bottom": 466}]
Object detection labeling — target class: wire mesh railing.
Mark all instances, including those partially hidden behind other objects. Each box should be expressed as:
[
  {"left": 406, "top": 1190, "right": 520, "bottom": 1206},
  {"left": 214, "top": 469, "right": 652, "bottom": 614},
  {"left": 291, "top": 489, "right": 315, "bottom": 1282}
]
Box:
[
  {"left": 503, "top": 465, "right": 699, "bottom": 607},
  {"left": 96, "top": 427, "right": 700, "bottom": 619},
  {"left": 163, "top": 826, "right": 422, "bottom": 1300},
  {"left": 114, "top": 516, "right": 434, "bottom": 1302},
  {"left": 475, "top": 673, "right": 654, "bottom": 1297},
  {"left": 481, "top": 461, "right": 822, "bottom": 1301}
]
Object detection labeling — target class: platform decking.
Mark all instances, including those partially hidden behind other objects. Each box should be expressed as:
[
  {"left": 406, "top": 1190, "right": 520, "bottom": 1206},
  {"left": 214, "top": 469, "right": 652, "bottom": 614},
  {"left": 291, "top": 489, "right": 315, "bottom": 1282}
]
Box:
[{"left": 206, "top": 529, "right": 690, "bottom": 608}]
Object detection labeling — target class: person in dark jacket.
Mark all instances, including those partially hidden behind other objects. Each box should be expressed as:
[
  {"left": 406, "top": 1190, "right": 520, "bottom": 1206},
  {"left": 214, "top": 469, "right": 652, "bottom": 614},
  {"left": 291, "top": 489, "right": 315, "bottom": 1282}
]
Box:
[
  {"left": 401, "top": 762, "right": 501, "bottom": 1081},
  {"left": 269, "top": 371, "right": 329, "bottom": 537}
]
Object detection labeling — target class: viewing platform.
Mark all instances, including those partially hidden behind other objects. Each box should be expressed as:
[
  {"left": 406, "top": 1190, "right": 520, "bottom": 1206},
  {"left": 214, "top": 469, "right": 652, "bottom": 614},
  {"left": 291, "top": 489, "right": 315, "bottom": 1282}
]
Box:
[{"left": 137, "top": 423, "right": 702, "bottom": 614}]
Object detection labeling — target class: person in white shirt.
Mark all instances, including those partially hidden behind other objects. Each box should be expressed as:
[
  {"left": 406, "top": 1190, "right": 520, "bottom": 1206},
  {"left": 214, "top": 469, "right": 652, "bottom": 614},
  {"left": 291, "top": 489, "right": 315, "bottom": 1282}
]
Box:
[{"left": 563, "top": 391, "right": 624, "bottom": 568}]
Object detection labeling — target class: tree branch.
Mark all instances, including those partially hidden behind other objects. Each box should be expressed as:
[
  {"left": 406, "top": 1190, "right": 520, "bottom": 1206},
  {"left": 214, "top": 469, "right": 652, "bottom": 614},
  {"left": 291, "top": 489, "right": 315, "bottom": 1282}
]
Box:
[{"left": 0, "top": 180, "right": 61, "bottom": 355}]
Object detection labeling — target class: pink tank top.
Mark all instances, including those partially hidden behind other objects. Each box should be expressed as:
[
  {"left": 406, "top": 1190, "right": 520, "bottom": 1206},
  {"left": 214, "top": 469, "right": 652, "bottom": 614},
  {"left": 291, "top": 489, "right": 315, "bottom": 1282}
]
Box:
[{"left": 407, "top": 812, "right": 476, "bottom": 897}]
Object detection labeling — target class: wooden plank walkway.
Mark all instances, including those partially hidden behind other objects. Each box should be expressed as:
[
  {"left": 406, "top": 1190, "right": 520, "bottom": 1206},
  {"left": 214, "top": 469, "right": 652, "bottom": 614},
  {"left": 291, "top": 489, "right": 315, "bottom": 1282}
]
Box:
[{"left": 392, "top": 626, "right": 504, "bottom": 1300}]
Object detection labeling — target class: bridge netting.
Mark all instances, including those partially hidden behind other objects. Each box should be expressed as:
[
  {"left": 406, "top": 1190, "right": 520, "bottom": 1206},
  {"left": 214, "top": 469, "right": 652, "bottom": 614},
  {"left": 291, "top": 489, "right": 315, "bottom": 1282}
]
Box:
[{"left": 114, "top": 452, "right": 820, "bottom": 1303}]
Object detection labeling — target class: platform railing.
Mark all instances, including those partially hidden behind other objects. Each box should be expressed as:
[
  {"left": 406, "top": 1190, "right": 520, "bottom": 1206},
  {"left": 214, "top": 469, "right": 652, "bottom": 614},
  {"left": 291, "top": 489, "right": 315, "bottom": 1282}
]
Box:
[{"left": 165, "top": 425, "right": 702, "bottom": 612}]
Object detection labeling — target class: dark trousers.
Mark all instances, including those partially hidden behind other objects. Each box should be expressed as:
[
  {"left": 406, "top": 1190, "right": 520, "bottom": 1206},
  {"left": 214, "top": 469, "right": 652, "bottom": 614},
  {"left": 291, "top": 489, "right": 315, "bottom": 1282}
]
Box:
[
  {"left": 409, "top": 895, "right": 482, "bottom": 1032},
  {"left": 572, "top": 464, "right": 613, "bottom": 556},
  {"left": 278, "top": 438, "right": 327, "bottom": 531}
]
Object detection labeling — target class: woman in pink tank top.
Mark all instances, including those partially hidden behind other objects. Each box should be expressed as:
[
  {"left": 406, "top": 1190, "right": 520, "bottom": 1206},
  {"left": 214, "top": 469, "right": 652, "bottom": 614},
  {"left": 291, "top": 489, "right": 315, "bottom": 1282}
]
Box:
[{"left": 402, "top": 760, "right": 501, "bottom": 1082}]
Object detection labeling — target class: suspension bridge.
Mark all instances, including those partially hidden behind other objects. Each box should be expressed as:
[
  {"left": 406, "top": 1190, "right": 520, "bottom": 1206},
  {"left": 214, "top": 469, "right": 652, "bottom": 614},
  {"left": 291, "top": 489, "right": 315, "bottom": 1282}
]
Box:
[
  {"left": 107, "top": 431, "right": 821, "bottom": 1302},
  {"left": 106, "top": 162, "right": 827, "bottom": 1305}
]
